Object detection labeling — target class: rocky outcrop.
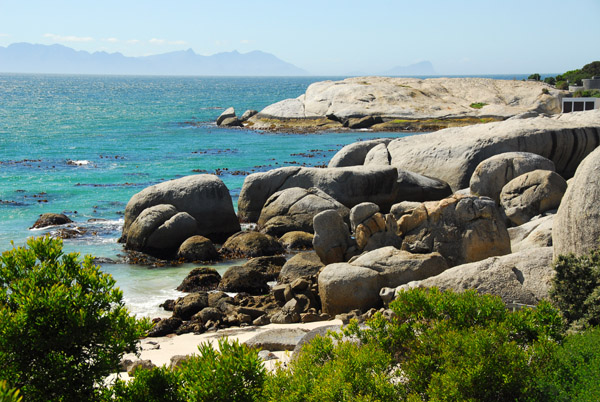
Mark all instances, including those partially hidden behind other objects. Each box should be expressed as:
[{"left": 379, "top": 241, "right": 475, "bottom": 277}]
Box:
[
  {"left": 238, "top": 166, "right": 451, "bottom": 222},
  {"left": 216, "top": 107, "right": 242, "bottom": 127},
  {"left": 554, "top": 146, "right": 600, "bottom": 257},
  {"left": 218, "top": 256, "right": 285, "bottom": 295},
  {"left": 392, "top": 247, "right": 555, "bottom": 305},
  {"left": 258, "top": 187, "right": 350, "bottom": 236},
  {"left": 219, "top": 231, "right": 284, "bottom": 258},
  {"left": 398, "top": 194, "right": 511, "bottom": 267},
  {"left": 330, "top": 110, "right": 600, "bottom": 191},
  {"left": 249, "top": 77, "right": 564, "bottom": 131},
  {"left": 318, "top": 247, "right": 448, "bottom": 315},
  {"left": 121, "top": 175, "right": 240, "bottom": 244},
  {"left": 30, "top": 213, "right": 72, "bottom": 229},
  {"left": 499, "top": 170, "right": 567, "bottom": 226},
  {"left": 469, "top": 152, "right": 556, "bottom": 204}
]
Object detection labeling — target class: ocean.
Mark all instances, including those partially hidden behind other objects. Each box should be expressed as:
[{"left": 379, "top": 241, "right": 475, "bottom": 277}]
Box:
[{"left": 0, "top": 73, "right": 530, "bottom": 317}]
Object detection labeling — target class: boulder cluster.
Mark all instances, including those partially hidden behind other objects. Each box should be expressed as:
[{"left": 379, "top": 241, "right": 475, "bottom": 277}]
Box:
[{"left": 98, "top": 108, "right": 600, "bottom": 336}]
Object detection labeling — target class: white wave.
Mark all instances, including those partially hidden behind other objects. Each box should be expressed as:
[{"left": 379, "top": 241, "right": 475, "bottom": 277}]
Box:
[{"left": 67, "top": 159, "right": 92, "bottom": 166}]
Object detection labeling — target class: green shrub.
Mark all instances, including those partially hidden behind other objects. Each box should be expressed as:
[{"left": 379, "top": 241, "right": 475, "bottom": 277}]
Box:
[
  {"left": 179, "top": 338, "right": 266, "bottom": 402},
  {"left": 0, "top": 236, "right": 151, "bottom": 402},
  {"left": 528, "top": 73, "right": 541, "bottom": 81},
  {"left": 550, "top": 247, "right": 600, "bottom": 329},
  {"left": 556, "top": 81, "right": 569, "bottom": 90},
  {"left": 107, "top": 367, "right": 184, "bottom": 402},
  {"left": 544, "top": 76, "right": 556, "bottom": 86},
  {"left": 573, "top": 89, "right": 600, "bottom": 98},
  {"left": 343, "top": 288, "right": 563, "bottom": 401},
  {"left": 470, "top": 102, "right": 487, "bottom": 109},
  {"left": 536, "top": 326, "right": 600, "bottom": 401},
  {"left": 264, "top": 335, "right": 400, "bottom": 401}
]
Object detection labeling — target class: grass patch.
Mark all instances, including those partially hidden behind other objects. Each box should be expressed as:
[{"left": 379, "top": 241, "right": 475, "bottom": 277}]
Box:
[{"left": 470, "top": 102, "right": 488, "bottom": 109}]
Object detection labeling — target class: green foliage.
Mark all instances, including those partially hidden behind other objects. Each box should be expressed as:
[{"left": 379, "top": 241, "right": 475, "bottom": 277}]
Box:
[
  {"left": 264, "top": 335, "right": 400, "bottom": 401},
  {"left": 342, "top": 288, "right": 563, "bottom": 401},
  {"left": 0, "top": 236, "right": 151, "bottom": 402},
  {"left": 528, "top": 73, "right": 541, "bottom": 81},
  {"left": 179, "top": 338, "right": 266, "bottom": 402},
  {"left": 0, "top": 381, "right": 22, "bottom": 402},
  {"left": 469, "top": 102, "right": 487, "bottom": 109},
  {"left": 107, "top": 367, "right": 184, "bottom": 402},
  {"left": 573, "top": 89, "right": 600, "bottom": 98},
  {"left": 556, "top": 81, "right": 569, "bottom": 90},
  {"left": 544, "top": 76, "right": 556, "bottom": 85},
  {"left": 550, "top": 247, "right": 600, "bottom": 329},
  {"left": 536, "top": 326, "right": 600, "bottom": 401},
  {"left": 542, "top": 88, "right": 550, "bottom": 94},
  {"left": 562, "top": 61, "right": 600, "bottom": 85}
]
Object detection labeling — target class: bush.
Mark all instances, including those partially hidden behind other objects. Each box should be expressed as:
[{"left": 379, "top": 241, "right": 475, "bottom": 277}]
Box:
[
  {"left": 536, "top": 326, "right": 600, "bottom": 401},
  {"left": 544, "top": 76, "right": 556, "bottom": 86},
  {"left": 264, "top": 335, "right": 400, "bottom": 401},
  {"left": 107, "top": 367, "right": 184, "bottom": 402},
  {"left": 556, "top": 81, "right": 569, "bottom": 90},
  {"left": 550, "top": 247, "right": 600, "bottom": 329},
  {"left": 528, "top": 73, "right": 541, "bottom": 81},
  {"left": 342, "top": 288, "right": 563, "bottom": 401},
  {"left": 0, "top": 236, "right": 151, "bottom": 402},
  {"left": 179, "top": 338, "right": 266, "bottom": 402},
  {"left": 470, "top": 102, "right": 487, "bottom": 109}
]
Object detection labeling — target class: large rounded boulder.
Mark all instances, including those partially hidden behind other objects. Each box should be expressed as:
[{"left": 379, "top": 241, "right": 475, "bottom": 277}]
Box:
[
  {"left": 258, "top": 187, "right": 350, "bottom": 236},
  {"left": 499, "top": 170, "right": 567, "bottom": 226},
  {"left": 554, "top": 147, "right": 600, "bottom": 257},
  {"left": 469, "top": 152, "right": 556, "bottom": 204},
  {"left": 121, "top": 174, "right": 240, "bottom": 244}
]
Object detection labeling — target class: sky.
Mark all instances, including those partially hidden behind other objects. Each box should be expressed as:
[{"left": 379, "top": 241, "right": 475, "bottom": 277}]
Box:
[{"left": 0, "top": 0, "right": 598, "bottom": 75}]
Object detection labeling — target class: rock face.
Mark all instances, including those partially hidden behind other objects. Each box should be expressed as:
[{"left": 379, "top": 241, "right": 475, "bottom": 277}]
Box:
[
  {"left": 499, "top": 170, "right": 567, "bottom": 226},
  {"left": 329, "top": 110, "right": 600, "bottom": 191},
  {"left": 216, "top": 107, "right": 242, "bottom": 127},
  {"left": 30, "top": 213, "right": 72, "bottom": 229},
  {"left": 279, "top": 231, "right": 314, "bottom": 249},
  {"left": 318, "top": 247, "right": 449, "bottom": 315},
  {"left": 219, "top": 231, "right": 284, "bottom": 258},
  {"left": 238, "top": 166, "right": 451, "bottom": 222},
  {"left": 122, "top": 175, "right": 240, "bottom": 244},
  {"left": 394, "top": 247, "right": 555, "bottom": 305},
  {"left": 218, "top": 264, "right": 271, "bottom": 295},
  {"left": 554, "top": 146, "right": 600, "bottom": 257},
  {"left": 312, "top": 210, "right": 353, "bottom": 265},
  {"left": 469, "top": 152, "right": 556, "bottom": 203},
  {"left": 258, "top": 187, "right": 350, "bottom": 236},
  {"left": 399, "top": 195, "right": 511, "bottom": 267},
  {"left": 253, "top": 77, "right": 563, "bottom": 122}
]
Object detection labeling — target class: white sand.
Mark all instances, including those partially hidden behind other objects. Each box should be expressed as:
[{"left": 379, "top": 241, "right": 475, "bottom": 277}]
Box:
[{"left": 116, "top": 319, "right": 343, "bottom": 378}]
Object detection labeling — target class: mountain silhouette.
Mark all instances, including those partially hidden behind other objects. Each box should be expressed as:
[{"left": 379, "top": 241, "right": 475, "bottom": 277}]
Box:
[{"left": 0, "top": 43, "right": 308, "bottom": 76}]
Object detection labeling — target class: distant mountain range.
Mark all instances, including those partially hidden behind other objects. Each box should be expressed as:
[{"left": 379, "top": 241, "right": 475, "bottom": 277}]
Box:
[
  {"left": 0, "top": 43, "right": 308, "bottom": 76},
  {"left": 383, "top": 61, "right": 436, "bottom": 76}
]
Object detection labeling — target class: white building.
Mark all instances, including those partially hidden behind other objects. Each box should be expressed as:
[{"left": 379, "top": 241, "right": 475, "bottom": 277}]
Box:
[{"left": 562, "top": 97, "right": 600, "bottom": 113}]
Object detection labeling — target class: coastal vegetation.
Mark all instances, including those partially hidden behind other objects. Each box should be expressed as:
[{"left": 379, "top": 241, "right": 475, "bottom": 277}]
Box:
[
  {"left": 469, "top": 102, "right": 487, "bottom": 109},
  {"left": 533, "top": 61, "right": 600, "bottom": 89},
  {"left": 1, "top": 238, "right": 599, "bottom": 401}
]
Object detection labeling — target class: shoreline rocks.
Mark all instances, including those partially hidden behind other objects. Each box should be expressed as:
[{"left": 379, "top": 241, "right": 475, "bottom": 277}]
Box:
[{"left": 242, "top": 77, "right": 564, "bottom": 132}]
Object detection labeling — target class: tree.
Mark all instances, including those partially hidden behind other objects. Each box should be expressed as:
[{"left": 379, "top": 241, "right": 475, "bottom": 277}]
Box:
[
  {"left": 0, "top": 236, "right": 151, "bottom": 401},
  {"left": 544, "top": 76, "right": 556, "bottom": 86},
  {"left": 528, "top": 73, "right": 541, "bottom": 81}
]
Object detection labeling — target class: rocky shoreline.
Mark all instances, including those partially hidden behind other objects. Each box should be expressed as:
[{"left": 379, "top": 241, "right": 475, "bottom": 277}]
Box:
[
  {"left": 30, "top": 80, "right": 600, "bottom": 368},
  {"left": 218, "top": 77, "right": 565, "bottom": 132}
]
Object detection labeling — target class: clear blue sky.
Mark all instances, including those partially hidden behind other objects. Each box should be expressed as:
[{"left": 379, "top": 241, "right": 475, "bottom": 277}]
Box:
[{"left": 0, "top": 0, "right": 598, "bottom": 75}]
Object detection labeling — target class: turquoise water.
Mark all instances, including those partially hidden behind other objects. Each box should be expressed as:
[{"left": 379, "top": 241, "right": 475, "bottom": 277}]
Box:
[{"left": 1, "top": 74, "right": 415, "bottom": 317}]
